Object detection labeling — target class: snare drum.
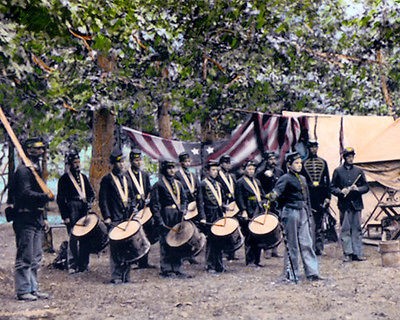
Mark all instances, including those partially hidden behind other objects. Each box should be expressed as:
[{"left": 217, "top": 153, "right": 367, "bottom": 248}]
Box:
[
  {"left": 136, "top": 206, "right": 159, "bottom": 244},
  {"left": 184, "top": 201, "right": 198, "bottom": 220},
  {"left": 210, "top": 217, "right": 244, "bottom": 252},
  {"left": 224, "top": 201, "right": 239, "bottom": 218},
  {"left": 109, "top": 220, "right": 151, "bottom": 264},
  {"left": 72, "top": 213, "right": 109, "bottom": 254},
  {"left": 166, "top": 220, "right": 206, "bottom": 259},
  {"left": 248, "top": 213, "right": 282, "bottom": 249}
]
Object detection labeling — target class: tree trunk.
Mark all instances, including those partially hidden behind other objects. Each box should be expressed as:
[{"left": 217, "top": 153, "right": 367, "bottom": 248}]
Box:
[
  {"left": 158, "top": 100, "right": 172, "bottom": 139},
  {"left": 89, "top": 108, "right": 115, "bottom": 211}
]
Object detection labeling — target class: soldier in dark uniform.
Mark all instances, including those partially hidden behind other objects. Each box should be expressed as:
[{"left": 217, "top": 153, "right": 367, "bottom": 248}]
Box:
[
  {"left": 198, "top": 160, "right": 226, "bottom": 273},
  {"left": 216, "top": 154, "right": 238, "bottom": 261},
  {"left": 256, "top": 151, "right": 284, "bottom": 259},
  {"left": 12, "top": 137, "right": 53, "bottom": 301},
  {"left": 331, "top": 147, "right": 369, "bottom": 262},
  {"left": 235, "top": 160, "right": 266, "bottom": 267},
  {"left": 175, "top": 152, "right": 199, "bottom": 205},
  {"left": 150, "top": 160, "right": 190, "bottom": 278},
  {"left": 268, "top": 152, "right": 321, "bottom": 282},
  {"left": 99, "top": 149, "right": 136, "bottom": 284},
  {"left": 175, "top": 152, "right": 201, "bottom": 264},
  {"left": 57, "top": 150, "right": 95, "bottom": 274},
  {"left": 126, "top": 149, "right": 156, "bottom": 269},
  {"left": 301, "top": 140, "right": 331, "bottom": 255}
]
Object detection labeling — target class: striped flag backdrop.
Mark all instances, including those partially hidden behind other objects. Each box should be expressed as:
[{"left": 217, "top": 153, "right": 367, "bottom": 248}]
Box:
[{"left": 123, "top": 113, "right": 309, "bottom": 167}]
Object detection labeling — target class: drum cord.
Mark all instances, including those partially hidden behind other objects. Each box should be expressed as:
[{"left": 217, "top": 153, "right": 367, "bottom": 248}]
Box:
[{"left": 279, "top": 221, "right": 298, "bottom": 284}]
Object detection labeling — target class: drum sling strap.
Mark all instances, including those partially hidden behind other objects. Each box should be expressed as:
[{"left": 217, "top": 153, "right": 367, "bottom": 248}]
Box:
[
  {"left": 128, "top": 168, "right": 146, "bottom": 200},
  {"left": 179, "top": 168, "right": 196, "bottom": 197},
  {"left": 67, "top": 170, "right": 87, "bottom": 202},
  {"left": 162, "top": 176, "right": 181, "bottom": 211},
  {"left": 111, "top": 173, "right": 129, "bottom": 208},
  {"left": 244, "top": 177, "right": 262, "bottom": 202},
  {"left": 204, "top": 178, "right": 223, "bottom": 207},
  {"left": 219, "top": 171, "right": 234, "bottom": 197}
]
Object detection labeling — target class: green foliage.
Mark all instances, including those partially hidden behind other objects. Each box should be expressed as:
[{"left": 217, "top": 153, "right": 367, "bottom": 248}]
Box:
[{"left": 0, "top": 0, "right": 399, "bottom": 162}]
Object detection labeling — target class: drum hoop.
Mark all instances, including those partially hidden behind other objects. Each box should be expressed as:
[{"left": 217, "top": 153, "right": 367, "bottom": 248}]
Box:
[
  {"left": 248, "top": 214, "right": 279, "bottom": 235},
  {"left": 109, "top": 220, "right": 141, "bottom": 241},
  {"left": 211, "top": 217, "right": 239, "bottom": 236},
  {"left": 137, "top": 207, "right": 152, "bottom": 225},
  {"left": 72, "top": 214, "right": 98, "bottom": 237},
  {"left": 166, "top": 221, "right": 195, "bottom": 247}
]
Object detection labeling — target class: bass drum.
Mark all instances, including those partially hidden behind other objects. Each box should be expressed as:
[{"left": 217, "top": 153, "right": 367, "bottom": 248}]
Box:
[
  {"left": 248, "top": 213, "right": 282, "bottom": 249},
  {"left": 109, "top": 220, "right": 151, "bottom": 264},
  {"left": 71, "top": 213, "right": 109, "bottom": 254},
  {"left": 136, "top": 206, "right": 159, "bottom": 244},
  {"left": 210, "top": 217, "right": 244, "bottom": 252},
  {"left": 166, "top": 220, "right": 206, "bottom": 259}
]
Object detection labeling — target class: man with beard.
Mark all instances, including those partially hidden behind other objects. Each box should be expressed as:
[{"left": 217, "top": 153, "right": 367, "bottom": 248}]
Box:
[
  {"left": 100, "top": 148, "right": 136, "bottom": 284},
  {"left": 301, "top": 140, "right": 331, "bottom": 256},
  {"left": 199, "top": 160, "right": 226, "bottom": 273},
  {"left": 235, "top": 160, "right": 266, "bottom": 267},
  {"left": 126, "top": 149, "right": 156, "bottom": 269},
  {"left": 216, "top": 155, "right": 238, "bottom": 261},
  {"left": 256, "top": 151, "right": 284, "bottom": 259},
  {"left": 57, "top": 150, "right": 95, "bottom": 274},
  {"left": 12, "top": 137, "right": 53, "bottom": 301},
  {"left": 150, "top": 160, "right": 192, "bottom": 278},
  {"left": 268, "top": 152, "right": 321, "bottom": 282},
  {"left": 331, "top": 147, "right": 369, "bottom": 262}
]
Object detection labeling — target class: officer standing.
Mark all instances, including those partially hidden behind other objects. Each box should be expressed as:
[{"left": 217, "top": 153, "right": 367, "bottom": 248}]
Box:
[
  {"left": 301, "top": 140, "right": 331, "bottom": 255},
  {"left": 268, "top": 152, "right": 321, "bottom": 282},
  {"left": 126, "top": 149, "right": 157, "bottom": 269},
  {"left": 331, "top": 147, "right": 369, "bottom": 262},
  {"left": 12, "top": 137, "right": 53, "bottom": 300},
  {"left": 57, "top": 150, "right": 95, "bottom": 273}
]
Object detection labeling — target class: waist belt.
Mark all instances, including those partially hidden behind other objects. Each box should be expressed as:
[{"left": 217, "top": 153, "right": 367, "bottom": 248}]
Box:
[
  {"left": 164, "top": 205, "right": 177, "bottom": 209},
  {"left": 248, "top": 196, "right": 257, "bottom": 201},
  {"left": 17, "top": 208, "right": 45, "bottom": 213}
]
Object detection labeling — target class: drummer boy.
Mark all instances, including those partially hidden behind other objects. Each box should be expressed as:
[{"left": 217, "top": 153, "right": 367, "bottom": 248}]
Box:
[
  {"left": 99, "top": 148, "right": 136, "bottom": 284},
  {"left": 198, "top": 160, "right": 226, "bottom": 273}
]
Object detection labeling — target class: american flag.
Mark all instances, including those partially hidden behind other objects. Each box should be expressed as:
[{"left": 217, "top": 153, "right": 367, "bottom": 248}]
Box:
[{"left": 123, "top": 113, "right": 309, "bottom": 167}]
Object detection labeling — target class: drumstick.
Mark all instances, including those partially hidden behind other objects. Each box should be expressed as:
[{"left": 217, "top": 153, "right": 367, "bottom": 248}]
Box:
[
  {"left": 262, "top": 201, "right": 271, "bottom": 225},
  {"left": 124, "top": 207, "right": 139, "bottom": 231}
]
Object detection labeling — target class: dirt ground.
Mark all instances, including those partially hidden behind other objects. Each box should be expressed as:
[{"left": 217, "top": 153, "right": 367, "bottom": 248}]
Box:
[{"left": 1, "top": 219, "right": 400, "bottom": 320}]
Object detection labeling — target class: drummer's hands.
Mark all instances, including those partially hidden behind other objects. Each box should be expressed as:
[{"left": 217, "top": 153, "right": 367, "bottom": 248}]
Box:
[
  {"left": 200, "top": 218, "right": 206, "bottom": 224},
  {"left": 63, "top": 218, "right": 70, "bottom": 225},
  {"left": 266, "top": 192, "right": 277, "bottom": 201},
  {"left": 104, "top": 218, "right": 112, "bottom": 225},
  {"left": 43, "top": 219, "right": 50, "bottom": 232},
  {"left": 241, "top": 210, "right": 248, "bottom": 219}
]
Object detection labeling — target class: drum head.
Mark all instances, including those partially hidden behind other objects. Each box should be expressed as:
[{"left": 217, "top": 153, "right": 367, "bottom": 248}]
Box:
[
  {"left": 249, "top": 214, "right": 279, "bottom": 235},
  {"left": 211, "top": 217, "right": 239, "bottom": 237},
  {"left": 137, "top": 207, "right": 152, "bottom": 225},
  {"left": 72, "top": 214, "right": 98, "bottom": 237},
  {"left": 225, "top": 201, "right": 239, "bottom": 218},
  {"left": 184, "top": 201, "right": 198, "bottom": 220},
  {"left": 109, "top": 220, "right": 141, "bottom": 241},
  {"left": 166, "top": 221, "right": 194, "bottom": 247}
]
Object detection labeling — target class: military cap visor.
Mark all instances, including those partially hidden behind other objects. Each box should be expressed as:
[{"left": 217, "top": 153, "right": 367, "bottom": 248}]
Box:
[
  {"left": 342, "top": 147, "right": 355, "bottom": 157},
  {"left": 285, "top": 151, "right": 301, "bottom": 164},
  {"left": 219, "top": 155, "right": 231, "bottom": 164},
  {"left": 206, "top": 160, "right": 219, "bottom": 169},
  {"left": 24, "top": 138, "right": 45, "bottom": 149},
  {"left": 178, "top": 152, "right": 190, "bottom": 162}
]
